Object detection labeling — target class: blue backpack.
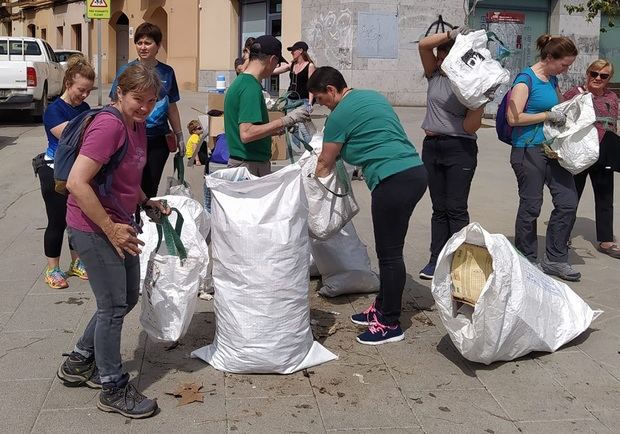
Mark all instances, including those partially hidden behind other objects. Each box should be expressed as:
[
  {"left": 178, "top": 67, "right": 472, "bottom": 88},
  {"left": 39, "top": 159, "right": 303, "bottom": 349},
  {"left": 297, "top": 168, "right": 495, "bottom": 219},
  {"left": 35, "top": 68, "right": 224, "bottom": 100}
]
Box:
[
  {"left": 54, "top": 106, "right": 129, "bottom": 195},
  {"left": 210, "top": 133, "right": 229, "bottom": 164},
  {"left": 496, "top": 73, "right": 532, "bottom": 145}
]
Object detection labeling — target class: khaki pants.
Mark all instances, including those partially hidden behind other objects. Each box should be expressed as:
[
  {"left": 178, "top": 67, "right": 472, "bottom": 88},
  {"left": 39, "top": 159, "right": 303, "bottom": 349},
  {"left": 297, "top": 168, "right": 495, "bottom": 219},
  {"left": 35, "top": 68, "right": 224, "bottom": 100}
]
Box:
[{"left": 227, "top": 158, "right": 272, "bottom": 177}]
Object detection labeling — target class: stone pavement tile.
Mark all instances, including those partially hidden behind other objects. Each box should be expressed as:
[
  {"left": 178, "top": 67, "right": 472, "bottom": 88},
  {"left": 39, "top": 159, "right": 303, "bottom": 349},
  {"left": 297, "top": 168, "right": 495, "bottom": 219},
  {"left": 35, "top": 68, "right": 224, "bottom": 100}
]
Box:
[
  {"left": 43, "top": 377, "right": 100, "bottom": 410},
  {"left": 0, "top": 251, "right": 45, "bottom": 279},
  {"left": 585, "top": 288, "right": 620, "bottom": 313},
  {"left": 576, "top": 330, "right": 620, "bottom": 378},
  {"left": 473, "top": 357, "right": 592, "bottom": 422},
  {"left": 0, "top": 277, "right": 35, "bottom": 294},
  {"left": 31, "top": 408, "right": 132, "bottom": 433},
  {"left": 537, "top": 351, "right": 620, "bottom": 412},
  {"left": 130, "top": 365, "right": 226, "bottom": 433},
  {"left": 310, "top": 362, "right": 420, "bottom": 431},
  {"left": 4, "top": 293, "right": 90, "bottom": 332},
  {"left": 326, "top": 428, "right": 423, "bottom": 433},
  {"left": 0, "top": 379, "right": 50, "bottom": 433},
  {"left": 225, "top": 371, "right": 313, "bottom": 399},
  {"left": 317, "top": 325, "right": 384, "bottom": 367},
  {"left": 379, "top": 334, "right": 483, "bottom": 392},
  {"left": 408, "top": 389, "right": 520, "bottom": 434},
  {"left": 0, "top": 312, "right": 12, "bottom": 330},
  {"left": 0, "top": 329, "right": 73, "bottom": 380},
  {"left": 515, "top": 419, "right": 611, "bottom": 433},
  {"left": 591, "top": 410, "right": 620, "bottom": 432},
  {"left": 593, "top": 313, "right": 620, "bottom": 338},
  {"left": 2, "top": 291, "right": 27, "bottom": 313},
  {"left": 226, "top": 396, "right": 324, "bottom": 434}
]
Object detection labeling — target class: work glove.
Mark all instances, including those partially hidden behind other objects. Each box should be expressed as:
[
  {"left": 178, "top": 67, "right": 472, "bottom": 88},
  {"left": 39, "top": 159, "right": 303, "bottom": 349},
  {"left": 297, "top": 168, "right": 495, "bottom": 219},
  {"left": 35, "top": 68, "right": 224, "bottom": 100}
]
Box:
[
  {"left": 545, "top": 111, "right": 567, "bottom": 126},
  {"left": 176, "top": 132, "right": 185, "bottom": 155},
  {"left": 449, "top": 25, "right": 471, "bottom": 40},
  {"left": 281, "top": 107, "right": 311, "bottom": 129}
]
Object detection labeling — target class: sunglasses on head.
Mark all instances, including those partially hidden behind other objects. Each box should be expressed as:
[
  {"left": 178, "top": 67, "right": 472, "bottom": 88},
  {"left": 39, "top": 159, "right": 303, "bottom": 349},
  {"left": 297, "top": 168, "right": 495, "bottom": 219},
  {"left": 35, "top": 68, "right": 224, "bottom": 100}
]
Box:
[{"left": 589, "top": 71, "right": 610, "bottom": 80}]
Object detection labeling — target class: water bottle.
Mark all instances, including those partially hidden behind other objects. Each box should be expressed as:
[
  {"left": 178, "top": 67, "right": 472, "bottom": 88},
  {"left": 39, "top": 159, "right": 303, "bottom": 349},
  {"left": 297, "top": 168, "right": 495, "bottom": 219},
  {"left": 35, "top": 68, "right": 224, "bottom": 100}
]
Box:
[{"left": 216, "top": 75, "right": 226, "bottom": 93}]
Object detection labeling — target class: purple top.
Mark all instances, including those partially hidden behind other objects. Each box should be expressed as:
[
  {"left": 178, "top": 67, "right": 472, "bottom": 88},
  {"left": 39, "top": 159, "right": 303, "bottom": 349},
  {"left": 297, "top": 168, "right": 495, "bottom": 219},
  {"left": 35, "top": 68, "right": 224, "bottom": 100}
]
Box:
[
  {"left": 563, "top": 86, "right": 618, "bottom": 142},
  {"left": 66, "top": 112, "right": 147, "bottom": 232}
]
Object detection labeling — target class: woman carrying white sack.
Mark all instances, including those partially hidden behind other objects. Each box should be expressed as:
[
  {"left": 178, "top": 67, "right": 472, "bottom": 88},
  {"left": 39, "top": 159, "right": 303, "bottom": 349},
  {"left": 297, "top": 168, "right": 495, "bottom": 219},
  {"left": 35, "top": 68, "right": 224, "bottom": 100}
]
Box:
[
  {"left": 507, "top": 35, "right": 580, "bottom": 281},
  {"left": 417, "top": 26, "right": 486, "bottom": 281},
  {"left": 307, "top": 66, "right": 427, "bottom": 345}
]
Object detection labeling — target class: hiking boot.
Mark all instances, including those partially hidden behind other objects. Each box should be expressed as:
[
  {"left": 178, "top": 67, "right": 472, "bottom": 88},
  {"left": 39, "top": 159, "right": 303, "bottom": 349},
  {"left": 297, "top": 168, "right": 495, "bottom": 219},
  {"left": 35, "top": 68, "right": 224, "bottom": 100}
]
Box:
[
  {"left": 97, "top": 374, "right": 158, "bottom": 419},
  {"left": 67, "top": 258, "right": 88, "bottom": 280},
  {"left": 419, "top": 262, "right": 436, "bottom": 280},
  {"left": 351, "top": 301, "right": 378, "bottom": 326},
  {"left": 356, "top": 314, "right": 404, "bottom": 345},
  {"left": 44, "top": 266, "right": 69, "bottom": 289},
  {"left": 57, "top": 352, "right": 101, "bottom": 389},
  {"left": 540, "top": 257, "right": 581, "bottom": 282}
]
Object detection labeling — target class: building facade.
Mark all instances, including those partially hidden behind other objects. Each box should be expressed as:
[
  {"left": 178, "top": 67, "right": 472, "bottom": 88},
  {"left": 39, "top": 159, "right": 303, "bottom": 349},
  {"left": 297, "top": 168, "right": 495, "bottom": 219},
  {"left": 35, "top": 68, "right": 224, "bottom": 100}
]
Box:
[{"left": 1, "top": 0, "right": 618, "bottom": 105}]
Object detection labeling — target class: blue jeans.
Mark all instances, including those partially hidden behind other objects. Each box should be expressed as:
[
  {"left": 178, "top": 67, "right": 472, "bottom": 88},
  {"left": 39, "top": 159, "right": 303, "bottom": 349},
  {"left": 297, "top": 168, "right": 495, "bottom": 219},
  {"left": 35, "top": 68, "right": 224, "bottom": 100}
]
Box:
[{"left": 68, "top": 227, "right": 141, "bottom": 385}]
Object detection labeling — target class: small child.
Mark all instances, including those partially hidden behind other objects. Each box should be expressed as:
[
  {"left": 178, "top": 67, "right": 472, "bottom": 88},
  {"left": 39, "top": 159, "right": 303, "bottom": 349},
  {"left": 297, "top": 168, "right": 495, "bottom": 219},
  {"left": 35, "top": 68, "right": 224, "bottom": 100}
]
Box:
[{"left": 185, "top": 120, "right": 203, "bottom": 166}]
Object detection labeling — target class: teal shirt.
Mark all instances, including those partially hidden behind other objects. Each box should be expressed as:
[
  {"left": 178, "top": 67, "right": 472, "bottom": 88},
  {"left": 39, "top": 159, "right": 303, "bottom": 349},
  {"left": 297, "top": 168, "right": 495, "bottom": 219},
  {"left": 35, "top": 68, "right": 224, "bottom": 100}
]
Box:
[
  {"left": 323, "top": 89, "right": 423, "bottom": 191},
  {"left": 511, "top": 67, "right": 559, "bottom": 148},
  {"left": 224, "top": 73, "right": 271, "bottom": 162}
]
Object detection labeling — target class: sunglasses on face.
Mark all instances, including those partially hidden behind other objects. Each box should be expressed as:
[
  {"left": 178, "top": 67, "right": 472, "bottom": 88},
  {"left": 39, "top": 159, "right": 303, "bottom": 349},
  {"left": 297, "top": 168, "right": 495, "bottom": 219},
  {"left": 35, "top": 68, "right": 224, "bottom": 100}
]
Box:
[{"left": 589, "top": 71, "right": 610, "bottom": 80}]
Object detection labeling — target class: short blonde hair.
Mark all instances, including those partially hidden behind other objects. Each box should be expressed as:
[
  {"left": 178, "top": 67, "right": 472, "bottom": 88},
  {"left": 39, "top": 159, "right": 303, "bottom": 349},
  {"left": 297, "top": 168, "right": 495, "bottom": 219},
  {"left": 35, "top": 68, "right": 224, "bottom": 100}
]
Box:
[
  {"left": 587, "top": 59, "right": 614, "bottom": 77},
  {"left": 187, "top": 119, "right": 201, "bottom": 134}
]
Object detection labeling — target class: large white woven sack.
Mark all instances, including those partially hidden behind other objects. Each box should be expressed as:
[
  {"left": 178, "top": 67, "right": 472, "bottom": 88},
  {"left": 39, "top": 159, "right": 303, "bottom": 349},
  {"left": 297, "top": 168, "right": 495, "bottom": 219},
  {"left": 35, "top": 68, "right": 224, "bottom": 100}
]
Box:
[
  {"left": 544, "top": 92, "right": 599, "bottom": 175},
  {"left": 441, "top": 30, "right": 510, "bottom": 109},
  {"left": 138, "top": 195, "right": 210, "bottom": 292},
  {"left": 311, "top": 222, "right": 379, "bottom": 297},
  {"left": 297, "top": 133, "right": 359, "bottom": 240},
  {"left": 191, "top": 165, "right": 337, "bottom": 373},
  {"left": 432, "top": 222, "right": 602, "bottom": 365},
  {"left": 140, "top": 210, "right": 201, "bottom": 342}
]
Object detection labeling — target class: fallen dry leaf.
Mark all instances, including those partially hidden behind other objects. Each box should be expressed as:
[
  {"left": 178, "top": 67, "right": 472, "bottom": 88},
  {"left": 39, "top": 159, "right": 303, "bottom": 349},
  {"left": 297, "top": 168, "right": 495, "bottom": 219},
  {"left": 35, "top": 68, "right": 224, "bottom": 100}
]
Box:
[{"left": 165, "top": 382, "right": 204, "bottom": 406}]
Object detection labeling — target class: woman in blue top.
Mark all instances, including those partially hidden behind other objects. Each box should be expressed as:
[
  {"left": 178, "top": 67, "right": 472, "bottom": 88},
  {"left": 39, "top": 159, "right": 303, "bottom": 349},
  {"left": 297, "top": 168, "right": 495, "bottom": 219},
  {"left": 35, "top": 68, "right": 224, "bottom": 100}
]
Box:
[
  {"left": 40, "top": 55, "right": 94, "bottom": 288},
  {"left": 109, "top": 22, "right": 183, "bottom": 199},
  {"left": 507, "top": 34, "right": 579, "bottom": 281}
]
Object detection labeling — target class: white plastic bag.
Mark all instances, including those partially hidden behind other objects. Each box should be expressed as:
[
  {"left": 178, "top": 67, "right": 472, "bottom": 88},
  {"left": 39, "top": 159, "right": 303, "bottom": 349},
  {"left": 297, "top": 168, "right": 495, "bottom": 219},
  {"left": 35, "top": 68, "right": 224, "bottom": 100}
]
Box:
[
  {"left": 544, "top": 92, "right": 599, "bottom": 174},
  {"left": 311, "top": 222, "right": 379, "bottom": 297},
  {"left": 441, "top": 30, "right": 510, "bottom": 109},
  {"left": 297, "top": 133, "right": 360, "bottom": 240},
  {"left": 139, "top": 195, "right": 210, "bottom": 293},
  {"left": 432, "top": 222, "right": 602, "bottom": 365},
  {"left": 140, "top": 210, "right": 201, "bottom": 342},
  {"left": 191, "top": 165, "right": 337, "bottom": 374}
]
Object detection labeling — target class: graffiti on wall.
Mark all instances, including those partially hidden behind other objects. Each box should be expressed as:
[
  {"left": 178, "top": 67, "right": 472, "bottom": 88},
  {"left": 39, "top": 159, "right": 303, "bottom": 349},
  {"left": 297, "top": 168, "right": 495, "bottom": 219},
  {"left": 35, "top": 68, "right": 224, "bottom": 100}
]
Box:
[{"left": 306, "top": 8, "right": 353, "bottom": 69}]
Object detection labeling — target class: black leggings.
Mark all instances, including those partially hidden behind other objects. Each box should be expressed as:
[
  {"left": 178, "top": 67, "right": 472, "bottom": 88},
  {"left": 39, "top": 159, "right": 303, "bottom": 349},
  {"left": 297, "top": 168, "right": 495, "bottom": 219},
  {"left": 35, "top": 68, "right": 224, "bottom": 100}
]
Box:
[
  {"left": 141, "top": 134, "right": 170, "bottom": 198},
  {"left": 39, "top": 164, "right": 73, "bottom": 258},
  {"left": 372, "top": 165, "right": 428, "bottom": 325}
]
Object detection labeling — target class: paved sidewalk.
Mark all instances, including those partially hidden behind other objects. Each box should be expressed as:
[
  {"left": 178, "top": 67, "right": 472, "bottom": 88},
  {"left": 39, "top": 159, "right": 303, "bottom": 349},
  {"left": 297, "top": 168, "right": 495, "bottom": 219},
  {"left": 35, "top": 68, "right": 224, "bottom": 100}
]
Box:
[{"left": 0, "top": 90, "right": 619, "bottom": 433}]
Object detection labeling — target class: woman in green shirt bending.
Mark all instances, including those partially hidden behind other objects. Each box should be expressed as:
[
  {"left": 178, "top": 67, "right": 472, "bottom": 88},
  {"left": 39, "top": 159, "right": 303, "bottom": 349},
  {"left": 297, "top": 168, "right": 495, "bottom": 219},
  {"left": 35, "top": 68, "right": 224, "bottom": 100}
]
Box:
[{"left": 308, "top": 66, "right": 428, "bottom": 345}]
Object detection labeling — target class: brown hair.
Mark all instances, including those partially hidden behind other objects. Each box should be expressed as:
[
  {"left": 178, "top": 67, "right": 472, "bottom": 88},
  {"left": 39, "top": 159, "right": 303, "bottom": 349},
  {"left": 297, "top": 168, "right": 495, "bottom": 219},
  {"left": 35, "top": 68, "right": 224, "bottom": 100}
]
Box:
[
  {"left": 63, "top": 54, "right": 95, "bottom": 90},
  {"left": 536, "top": 34, "right": 578, "bottom": 60},
  {"left": 587, "top": 58, "right": 614, "bottom": 77},
  {"left": 296, "top": 50, "right": 314, "bottom": 65},
  {"left": 437, "top": 39, "right": 455, "bottom": 55},
  {"left": 115, "top": 63, "right": 162, "bottom": 98},
  {"left": 187, "top": 119, "right": 202, "bottom": 134},
  {"left": 134, "top": 22, "right": 162, "bottom": 45}
]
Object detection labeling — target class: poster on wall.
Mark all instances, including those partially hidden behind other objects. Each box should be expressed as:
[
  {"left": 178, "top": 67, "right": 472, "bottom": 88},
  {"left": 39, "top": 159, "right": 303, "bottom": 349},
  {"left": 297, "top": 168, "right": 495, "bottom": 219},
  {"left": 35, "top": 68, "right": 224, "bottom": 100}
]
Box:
[{"left": 480, "top": 11, "right": 526, "bottom": 116}]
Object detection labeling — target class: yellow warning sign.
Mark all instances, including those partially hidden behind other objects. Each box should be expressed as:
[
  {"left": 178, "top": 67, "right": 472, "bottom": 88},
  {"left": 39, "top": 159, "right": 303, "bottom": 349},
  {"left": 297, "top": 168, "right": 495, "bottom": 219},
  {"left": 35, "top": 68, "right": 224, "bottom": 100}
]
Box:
[{"left": 86, "top": 0, "right": 110, "bottom": 19}]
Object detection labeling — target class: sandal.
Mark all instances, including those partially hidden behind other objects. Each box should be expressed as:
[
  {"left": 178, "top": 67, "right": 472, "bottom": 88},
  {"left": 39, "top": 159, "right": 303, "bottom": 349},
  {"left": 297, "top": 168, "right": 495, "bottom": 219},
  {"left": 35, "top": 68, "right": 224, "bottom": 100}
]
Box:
[{"left": 597, "top": 243, "right": 620, "bottom": 259}]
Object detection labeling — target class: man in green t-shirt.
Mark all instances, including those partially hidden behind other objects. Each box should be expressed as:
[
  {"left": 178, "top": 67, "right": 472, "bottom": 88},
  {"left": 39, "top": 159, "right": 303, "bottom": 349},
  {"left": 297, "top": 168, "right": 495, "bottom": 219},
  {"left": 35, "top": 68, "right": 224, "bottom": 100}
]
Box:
[
  {"left": 308, "top": 66, "right": 428, "bottom": 346},
  {"left": 224, "top": 34, "right": 310, "bottom": 177}
]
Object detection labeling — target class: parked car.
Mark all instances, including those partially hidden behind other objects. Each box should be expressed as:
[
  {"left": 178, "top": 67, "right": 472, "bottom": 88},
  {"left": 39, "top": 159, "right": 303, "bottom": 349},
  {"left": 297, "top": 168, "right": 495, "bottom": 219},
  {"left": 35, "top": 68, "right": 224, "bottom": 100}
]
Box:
[
  {"left": 55, "top": 49, "right": 82, "bottom": 70},
  {"left": 0, "top": 37, "right": 63, "bottom": 121}
]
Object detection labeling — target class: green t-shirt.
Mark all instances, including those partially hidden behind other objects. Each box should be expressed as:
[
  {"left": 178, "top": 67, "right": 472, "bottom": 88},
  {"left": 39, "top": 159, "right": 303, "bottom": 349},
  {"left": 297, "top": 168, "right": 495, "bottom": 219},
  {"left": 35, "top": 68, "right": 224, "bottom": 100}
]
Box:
[
  {"left": 323, "top": 89, "right": 423, "bottom": 191},
  {"left": 224, "top": 73, "right": 271, "bottom": 162}
]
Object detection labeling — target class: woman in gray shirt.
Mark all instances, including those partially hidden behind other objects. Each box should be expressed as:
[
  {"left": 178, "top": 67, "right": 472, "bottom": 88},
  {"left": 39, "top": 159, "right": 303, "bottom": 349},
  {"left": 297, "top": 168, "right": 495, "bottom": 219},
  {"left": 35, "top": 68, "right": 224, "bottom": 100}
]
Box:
[{"left": 417, "top": 27, "right": 485, "bottom": 279}]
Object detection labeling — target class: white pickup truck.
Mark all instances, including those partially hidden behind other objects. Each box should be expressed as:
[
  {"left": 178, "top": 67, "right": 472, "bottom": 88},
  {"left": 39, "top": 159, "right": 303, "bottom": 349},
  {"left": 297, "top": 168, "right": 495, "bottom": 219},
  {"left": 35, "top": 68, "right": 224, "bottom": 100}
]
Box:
[{"left": 0, "top": 37, "right": 63, "bottom": 120}]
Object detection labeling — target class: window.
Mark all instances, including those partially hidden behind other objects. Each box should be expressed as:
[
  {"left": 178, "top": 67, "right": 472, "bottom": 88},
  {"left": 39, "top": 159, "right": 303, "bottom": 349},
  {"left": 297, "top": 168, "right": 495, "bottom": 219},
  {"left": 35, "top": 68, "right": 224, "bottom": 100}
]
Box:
[
  {"left": 0, "top": 40, "right": 7, "bottom": 55},
  {"left": 71, "top": 24, "right": 82, "bottom": 51},
  {"left": 43, "top": 41, "right": 58, "bottom": 62},
  {"left": 599, "top": 14, "right": 620, "bottom": 85},
  {"left": 41, "top": 28, "right": 47, "bottom": 41},
  {"left": 56, "top": 26, "right": 64, "bottom": 48},
  {"left": 8, "top": 40, "right": 42, "bottom": 55}
]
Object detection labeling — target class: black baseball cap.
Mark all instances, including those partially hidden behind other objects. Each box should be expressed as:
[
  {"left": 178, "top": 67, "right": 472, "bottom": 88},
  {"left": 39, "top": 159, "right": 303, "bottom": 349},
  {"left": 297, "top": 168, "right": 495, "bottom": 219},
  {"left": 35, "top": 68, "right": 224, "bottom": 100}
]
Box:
[
  {"left": 252, "top": 35, "right": 287, "bottom": 63},
  {"left": 287, "top": 41, "right": 308, "bottom": 52}
]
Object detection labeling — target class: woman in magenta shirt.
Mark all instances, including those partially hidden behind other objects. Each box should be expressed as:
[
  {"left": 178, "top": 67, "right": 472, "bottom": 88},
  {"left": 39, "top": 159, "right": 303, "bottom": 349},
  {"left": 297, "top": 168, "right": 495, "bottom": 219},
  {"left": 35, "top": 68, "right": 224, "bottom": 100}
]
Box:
[{"left": 56, "top": 63, "right": 169, "bottom": 419}]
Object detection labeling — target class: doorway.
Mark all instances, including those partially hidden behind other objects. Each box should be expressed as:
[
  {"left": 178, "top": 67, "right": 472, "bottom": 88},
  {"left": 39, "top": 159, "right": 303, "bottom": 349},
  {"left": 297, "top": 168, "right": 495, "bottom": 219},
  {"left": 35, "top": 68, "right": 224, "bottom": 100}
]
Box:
[{"left": 114, "top": 13, "right": 129, "bottom": 71}]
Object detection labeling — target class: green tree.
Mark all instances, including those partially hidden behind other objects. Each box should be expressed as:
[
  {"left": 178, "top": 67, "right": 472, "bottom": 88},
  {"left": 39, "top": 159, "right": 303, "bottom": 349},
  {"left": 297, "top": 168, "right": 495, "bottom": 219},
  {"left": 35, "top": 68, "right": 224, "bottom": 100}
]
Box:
[{"left": 566, "top": 0, "right": 619, "bottom": 30}]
